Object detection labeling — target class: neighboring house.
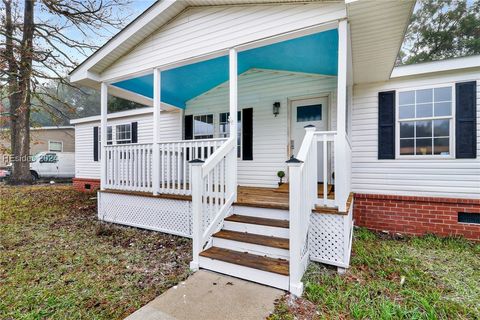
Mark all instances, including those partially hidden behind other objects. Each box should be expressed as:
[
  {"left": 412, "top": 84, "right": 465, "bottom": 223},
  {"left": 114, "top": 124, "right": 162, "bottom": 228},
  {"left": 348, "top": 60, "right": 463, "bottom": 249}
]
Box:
[
  {"left": 69, "top": 0, "right": 479, "bottom": 295},
  {"left": 0, "top": 126, "right": 75, "bottom": 168}
]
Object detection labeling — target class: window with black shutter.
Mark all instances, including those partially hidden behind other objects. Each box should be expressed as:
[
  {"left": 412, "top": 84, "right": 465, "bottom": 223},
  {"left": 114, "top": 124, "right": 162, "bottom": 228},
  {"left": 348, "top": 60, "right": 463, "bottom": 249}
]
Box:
[
  {"left": 455, "top": 81, "right": 477, "bottom": 159},
  {"left": 378, "top": 91, "right": 395, "bottom": 159}
]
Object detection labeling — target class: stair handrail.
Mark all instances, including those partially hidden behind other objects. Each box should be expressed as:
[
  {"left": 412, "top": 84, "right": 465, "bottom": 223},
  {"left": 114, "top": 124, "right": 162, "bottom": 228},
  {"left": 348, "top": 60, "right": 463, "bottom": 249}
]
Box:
[
  {"left": 190, "top": 137, "right": 237, "bottom": 271},
  {"left": 287, "top": 125, "right": 318, "bottom": 296}
]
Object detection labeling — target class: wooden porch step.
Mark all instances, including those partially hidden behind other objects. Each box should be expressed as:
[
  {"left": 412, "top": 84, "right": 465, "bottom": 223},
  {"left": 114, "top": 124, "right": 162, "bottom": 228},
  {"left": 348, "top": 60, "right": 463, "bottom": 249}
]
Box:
[
  {"left": 313, "top": 192, "right": 354, "bottom": 216},
  {"left": 213, "top": 230, "right": 289, "bottom": 250},
  {"left": 225, "top": 214, "right": 289, "bottom": 228},
  {"left": 200, "top": 247, "right": 289, "bottom": 276}
]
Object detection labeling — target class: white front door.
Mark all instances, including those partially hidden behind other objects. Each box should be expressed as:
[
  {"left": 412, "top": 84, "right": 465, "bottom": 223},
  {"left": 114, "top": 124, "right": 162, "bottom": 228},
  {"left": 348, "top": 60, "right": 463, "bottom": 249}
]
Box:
[{"left": 290, "top": 97, "right": 328, "bottom": 182}]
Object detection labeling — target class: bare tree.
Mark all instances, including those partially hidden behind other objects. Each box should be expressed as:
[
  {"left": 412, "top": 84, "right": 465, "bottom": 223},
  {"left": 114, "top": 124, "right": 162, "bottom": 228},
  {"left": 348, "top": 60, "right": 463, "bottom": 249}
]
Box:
[{"left": 0, "top": 0, "right": 131, "bottom": 184}]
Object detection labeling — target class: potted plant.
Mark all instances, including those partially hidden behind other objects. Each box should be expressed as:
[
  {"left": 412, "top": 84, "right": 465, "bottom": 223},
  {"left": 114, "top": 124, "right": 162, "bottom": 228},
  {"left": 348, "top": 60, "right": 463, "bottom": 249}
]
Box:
[{"left": 277, "top": 170, "right": 285, "bottom": 186}]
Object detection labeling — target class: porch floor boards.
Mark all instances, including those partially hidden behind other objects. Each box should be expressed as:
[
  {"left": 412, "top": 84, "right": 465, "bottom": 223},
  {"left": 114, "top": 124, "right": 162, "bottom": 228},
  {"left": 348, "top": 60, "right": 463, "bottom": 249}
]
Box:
[
  {"left": 236, "top": 183, "right": 335, "bottom": 211},
  {"left": 102, "top": 183, "right": 337, "bottom": 212}
]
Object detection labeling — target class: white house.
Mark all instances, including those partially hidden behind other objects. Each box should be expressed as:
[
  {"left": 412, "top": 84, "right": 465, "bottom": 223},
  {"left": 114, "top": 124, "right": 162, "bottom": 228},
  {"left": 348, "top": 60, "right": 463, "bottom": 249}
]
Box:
[{"left": 69, "top": 0, "right": 480, "bottom": 295}]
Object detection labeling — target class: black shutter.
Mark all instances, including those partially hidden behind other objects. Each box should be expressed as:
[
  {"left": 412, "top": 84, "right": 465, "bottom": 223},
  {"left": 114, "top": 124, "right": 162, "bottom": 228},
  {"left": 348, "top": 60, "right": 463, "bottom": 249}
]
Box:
[
  {"left": 184, "top": 115, "right": 193, "bottom": 140},
  {"left": 456, "top": 81, "right": 477, "bottom": 159},
  {"left": 131, "top": 122, "right": 138, "bottom": 143},
  {"left": 93, "top": 126, "right": 99, "bottom": 162},
  {"left": 378, "top": 91, "right": 396, "bottom": 159},
  {"left": 242, "top": 108, "right": 253, "bottom": 160}
]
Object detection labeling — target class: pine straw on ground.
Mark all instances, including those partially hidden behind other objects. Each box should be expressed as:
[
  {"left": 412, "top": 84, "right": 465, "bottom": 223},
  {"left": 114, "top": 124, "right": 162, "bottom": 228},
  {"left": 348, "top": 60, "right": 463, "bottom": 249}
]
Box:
[
  {"left": 0, "top": 185, "right": 192, "bottom": 319},
  {"left": 269, "top": 228, "right": 480, "bottom": 320}
]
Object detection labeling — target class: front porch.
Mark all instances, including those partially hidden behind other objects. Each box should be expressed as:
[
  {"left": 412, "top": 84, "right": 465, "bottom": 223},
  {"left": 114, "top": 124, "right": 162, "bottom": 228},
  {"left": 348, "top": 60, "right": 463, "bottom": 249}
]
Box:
[{"left": 96, "top": 20, "right": 353, "bottom": 295}]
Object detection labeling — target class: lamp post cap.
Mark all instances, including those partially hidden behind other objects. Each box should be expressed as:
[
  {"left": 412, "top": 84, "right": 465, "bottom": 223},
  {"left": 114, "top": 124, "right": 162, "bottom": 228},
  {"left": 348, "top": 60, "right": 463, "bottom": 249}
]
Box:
[
  {"left": 286, "top": 155, "right": 303, "bottom": 164},
  {"left": 304, "top": 125, "right": 316, "bottom": 131}
]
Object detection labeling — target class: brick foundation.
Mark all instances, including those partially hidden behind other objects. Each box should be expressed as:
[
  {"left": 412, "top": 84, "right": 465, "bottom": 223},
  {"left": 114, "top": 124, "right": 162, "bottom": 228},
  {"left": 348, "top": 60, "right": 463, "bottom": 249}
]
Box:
[
  {"left": 353, "top": 194, "right": 480, "bottom": 241},
  {"left": 73, "top": 178, "right": 100, "bottom": 193}
]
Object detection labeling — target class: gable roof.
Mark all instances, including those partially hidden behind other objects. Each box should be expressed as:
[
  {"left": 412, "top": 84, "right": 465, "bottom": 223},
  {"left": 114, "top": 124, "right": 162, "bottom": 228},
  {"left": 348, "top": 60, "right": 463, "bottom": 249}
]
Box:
[
  {"left": 70, "top": 0, "right": 322, "bottom": 84},
  {"left": 70, "top": 0, "right": 415, "bottom": 88}
]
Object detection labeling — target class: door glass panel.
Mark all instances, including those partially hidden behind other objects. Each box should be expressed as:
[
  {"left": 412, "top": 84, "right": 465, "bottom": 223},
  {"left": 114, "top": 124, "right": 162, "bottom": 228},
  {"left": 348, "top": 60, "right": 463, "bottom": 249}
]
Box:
[{"left": 296, "top": 104, "right": 322, "bottom": 122}]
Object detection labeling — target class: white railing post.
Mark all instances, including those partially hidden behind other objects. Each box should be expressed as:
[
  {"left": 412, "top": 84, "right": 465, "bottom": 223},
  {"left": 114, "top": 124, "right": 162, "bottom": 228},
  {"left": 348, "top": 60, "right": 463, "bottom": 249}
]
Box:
[
  {"left": 304, "top": 125, "right": 317, "bottom": 209},
  {"left": 229, "top": 48, "right": 238, "bottom": 200},
  {"left": 190, "top": 159, "right": 204, "bottom": 271},
  {"left": 335, "top": 19, "right": 348, "bottom": 212},
  {"left": 152, "top": 68, "right": 161, "bottom": 195},
  {"left": 287, "top": 156, "right": 304, "bottom": 296},
  {"left": 100, "top": 83, "right": 108, "bottom": 190}
]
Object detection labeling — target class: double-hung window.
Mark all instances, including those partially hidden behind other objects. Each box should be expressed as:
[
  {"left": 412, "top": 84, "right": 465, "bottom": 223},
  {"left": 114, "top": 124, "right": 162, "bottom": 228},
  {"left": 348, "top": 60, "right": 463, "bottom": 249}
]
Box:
[
  {"left": 398, "top": 86, "right": 453, "bottom": 157},
  {"left": 219, "top": 111, "right": 242, "bottom": 158},
  {"left": 116, "top": 124, "right": 132, "bottom": 144},
  {"left": 193, "top": 114, "right": 214, "bottom": 139}
]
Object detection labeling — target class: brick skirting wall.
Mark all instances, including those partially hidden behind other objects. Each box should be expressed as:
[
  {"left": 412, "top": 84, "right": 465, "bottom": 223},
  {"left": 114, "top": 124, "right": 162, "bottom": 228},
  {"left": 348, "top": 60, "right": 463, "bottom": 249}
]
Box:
[
  {"left": 73, "top": 178, "right": 100, "bottom": 193},
  {"left": 353, "top": 194, "right": 480, "bottom": 241}
]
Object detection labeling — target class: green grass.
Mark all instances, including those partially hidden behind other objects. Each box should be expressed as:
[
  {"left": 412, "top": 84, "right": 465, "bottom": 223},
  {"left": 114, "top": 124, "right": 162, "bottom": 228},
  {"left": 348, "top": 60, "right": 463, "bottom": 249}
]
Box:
[
  {"left": 270, "top": 228, "right": 480, "bottom": 320},
  {"left": 0, "top": 185, "right": 192, "bottom": 319}
]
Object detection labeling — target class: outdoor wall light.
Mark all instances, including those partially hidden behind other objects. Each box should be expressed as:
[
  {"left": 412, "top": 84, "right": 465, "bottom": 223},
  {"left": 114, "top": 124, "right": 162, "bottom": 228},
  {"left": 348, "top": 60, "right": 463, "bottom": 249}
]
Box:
[{"left": 273, "top": 102, "right": 280, "bottom": 117}]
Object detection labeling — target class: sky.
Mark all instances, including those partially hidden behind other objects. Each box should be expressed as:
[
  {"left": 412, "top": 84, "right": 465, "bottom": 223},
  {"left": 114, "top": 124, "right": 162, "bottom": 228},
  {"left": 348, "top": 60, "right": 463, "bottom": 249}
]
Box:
[{"left": 32, "top": 0, "right": 157, "bottom": 71}]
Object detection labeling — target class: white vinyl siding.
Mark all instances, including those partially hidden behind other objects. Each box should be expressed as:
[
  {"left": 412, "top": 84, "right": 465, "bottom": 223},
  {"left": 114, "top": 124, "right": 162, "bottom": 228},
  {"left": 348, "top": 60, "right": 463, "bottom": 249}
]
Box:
[
  {"left": 74, "top": 110, "right": 181, "bottom": 179},
  {"left": 185, "top": 69, "right": 338, "bottom": 187},
  {"left": 351, "top": 70, "right": 480, "bottom": 199},
  {"left": 102, "top": 3, "right": 346, "bottom": 80}
]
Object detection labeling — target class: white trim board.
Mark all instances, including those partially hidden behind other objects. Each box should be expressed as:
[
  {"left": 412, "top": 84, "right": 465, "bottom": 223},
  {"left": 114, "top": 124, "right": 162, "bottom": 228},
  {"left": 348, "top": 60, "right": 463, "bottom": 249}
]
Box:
[
  {"left": 391, "top": 55, "right": 480, "bottom": 79},
  {"left": 70, "top": 107, "right": 153, "bottom": 125}
]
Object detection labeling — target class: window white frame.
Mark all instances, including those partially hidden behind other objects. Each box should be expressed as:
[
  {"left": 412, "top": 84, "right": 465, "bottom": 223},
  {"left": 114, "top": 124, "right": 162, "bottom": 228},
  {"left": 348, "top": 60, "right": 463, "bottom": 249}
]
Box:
[
  {"left": 115, "top": 123, "right": 132, "bottom": 144},
  {"left": 98, "top": 125, "right": 113, "bottom": 160},
  {"left": 106, "top": 126, "right": 113, "bottom": 145},
  {"left": 395, "top": 83, "right": 456, "bottom": 159},
  {"left": 193, "top": 114, "right": 214, "bottom": 140},
  {"left": 48, "top": 140, "right": 63, "bottom": 152},
  {"left": 219, "top": 111, "right": 242, "bottom": 159}
]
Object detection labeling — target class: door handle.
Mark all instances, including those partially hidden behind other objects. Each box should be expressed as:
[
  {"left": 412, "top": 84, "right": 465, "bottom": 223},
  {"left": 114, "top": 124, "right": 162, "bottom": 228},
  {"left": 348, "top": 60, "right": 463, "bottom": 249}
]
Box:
[{"left": 290, "top": 140, "right": 294, "bottom": 149}]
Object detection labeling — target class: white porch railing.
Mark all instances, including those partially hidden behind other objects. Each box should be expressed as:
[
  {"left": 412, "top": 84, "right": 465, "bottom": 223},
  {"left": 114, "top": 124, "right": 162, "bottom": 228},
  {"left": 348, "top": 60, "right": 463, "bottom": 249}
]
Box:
[
  {"left": 158, "top": 138, "right": 227, "bottom": 195},
  {"left": 288, "top": 127, "right": 351, "bottom": 295},
  {"left": 315, "top": 131, "right": 337, "bottom": 207},
  {"left": 104, "top": 138, "right": 227, "bottom": 195},
  {"left": 190, "top": 137, "right": 237, "bottom": 270},
  {"left": 287, "top": 126, "right": 317, "bottom": 296},
  {"left": 105, "top": 143, "right": 154, "bottom": 192}
]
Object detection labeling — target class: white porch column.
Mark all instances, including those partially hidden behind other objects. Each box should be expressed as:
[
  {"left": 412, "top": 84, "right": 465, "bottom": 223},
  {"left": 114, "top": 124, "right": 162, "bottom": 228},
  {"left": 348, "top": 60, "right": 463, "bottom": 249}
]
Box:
[
  {"left": 152, "top": 68, "right": 161, "bottom": 195},
  {"left": 335, "top": 19, "right": 348, "bottom": 211},
  {"left": 229, "top": 48, "right": 238, "bottom": 198},
  {"left": 100, "top": 82, "right": 108, "bottom": 190}
]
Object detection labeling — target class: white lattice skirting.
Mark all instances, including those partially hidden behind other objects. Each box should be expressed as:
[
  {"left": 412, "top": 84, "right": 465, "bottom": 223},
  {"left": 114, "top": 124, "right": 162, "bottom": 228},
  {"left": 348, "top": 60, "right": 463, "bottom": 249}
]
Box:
[
  {"left": 309, "top": 204, "right": 354, "bottom": 268},
  {"left": 98, "top": 192, "right": 192, "bottom": 238}
]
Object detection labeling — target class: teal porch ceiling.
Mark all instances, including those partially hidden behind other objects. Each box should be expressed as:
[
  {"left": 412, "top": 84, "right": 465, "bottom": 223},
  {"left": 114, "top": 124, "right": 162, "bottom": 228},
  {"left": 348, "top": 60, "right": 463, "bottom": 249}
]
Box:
[{"left": 112, "top": 29, "right": 338, "bottom": 109}]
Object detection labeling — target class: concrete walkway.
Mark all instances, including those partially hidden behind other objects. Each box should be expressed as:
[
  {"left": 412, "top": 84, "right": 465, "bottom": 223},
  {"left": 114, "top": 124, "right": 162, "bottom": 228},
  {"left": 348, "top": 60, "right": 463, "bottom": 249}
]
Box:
[{"left": 125, "top": 270, "right": 284, "bottom": 320}]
